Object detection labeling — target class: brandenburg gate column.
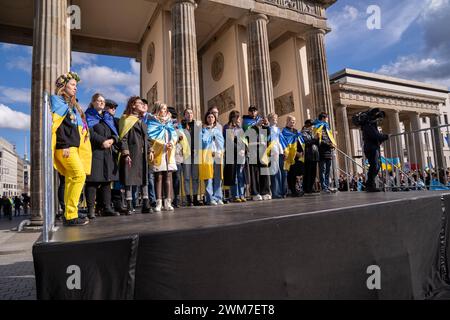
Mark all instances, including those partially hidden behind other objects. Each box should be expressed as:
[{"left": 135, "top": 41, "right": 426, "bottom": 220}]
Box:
[
  {"left": 407, "top": 112, "right": 425, "bottom": 171},
  {"left": 247, "top": 13, "right": 275, "bottom": 116},
  {"left": 305, "top": 28, "right": 334, "bottom": 126},
  {"left": 335, "top": 105, "right": 353, "bottom": 172},
  {"left": 171, "top": 0, "right": 201, "bottom": 118},
  {"left": 430, "top": 114, "right": 446, "bottom": 175},
  {"left": 387, "top": 110, "right": 404, "bottom": 163},
  {"left": 30, "top": 0, "right": 71, "bottom": 226}
]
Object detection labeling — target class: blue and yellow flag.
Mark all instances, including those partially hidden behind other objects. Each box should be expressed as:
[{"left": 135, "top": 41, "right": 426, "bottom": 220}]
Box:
[
  {"left": 280, "top": 128, "right": 305, "bottom": 170},
  {"left": 51, "top": 95, "right": 92, "bottom": 176},
  {"left": 199, "top": 126, "right": 224, "bottom": 180},
  {"left": 145, "top": 115, "right": 178, "bottom": 167},
  {"left": 312, "top": 120, "right": 337, "bottom": 147},
  {"left": 242, "top": 115, "right": 262, "bottom": 132}
]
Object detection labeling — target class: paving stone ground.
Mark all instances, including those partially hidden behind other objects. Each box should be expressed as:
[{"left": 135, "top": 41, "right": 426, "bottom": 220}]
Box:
[{"left": 0, "top": 213, "right": 40, "bottom": 300}]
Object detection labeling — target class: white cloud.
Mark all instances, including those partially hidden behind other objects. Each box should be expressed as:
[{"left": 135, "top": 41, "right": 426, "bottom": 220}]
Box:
[
  {"left": 72, "top": 52, "right": 98, "bottom": 66},
  {"left": 0, "top": 86, "right": 31, "bottom": 105},
  {"left": 376, "top": 55, "right": 450, "bottom": 88},
  {"left": 0, "top": 104, "right": 30, "bottom": 130},
  {"left": 130, "top": 59, "right": 140, "bottom": 75},
  {"left": 77, "top": 64, "right": 140, "bottom": 106},
  {"left": 326, "top": 0, "right": 427, "bottom": 58},
  {"left": 6, "top": 56, "right": 31, "bottom": 74}
]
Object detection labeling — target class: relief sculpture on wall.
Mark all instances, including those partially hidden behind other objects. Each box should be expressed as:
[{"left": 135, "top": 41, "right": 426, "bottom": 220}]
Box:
[
  {"left": 207, "top": 85, "right": 236, "bottom": 114},
  {"left": 274, "top": 91, "right": 295, "bottom": 117}
]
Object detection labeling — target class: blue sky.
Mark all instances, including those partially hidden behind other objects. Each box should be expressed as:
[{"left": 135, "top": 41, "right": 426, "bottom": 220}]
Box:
[{"left": 1, "top": 0, "right": 449, "bottom": 158}]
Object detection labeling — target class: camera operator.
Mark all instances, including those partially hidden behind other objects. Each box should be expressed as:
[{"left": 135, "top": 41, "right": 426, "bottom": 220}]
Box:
[{"left": 360, "top": 108, "right": 389, "bottom": 192}]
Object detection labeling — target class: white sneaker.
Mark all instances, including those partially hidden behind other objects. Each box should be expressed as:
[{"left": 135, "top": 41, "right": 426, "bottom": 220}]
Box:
[
  {"left": 252, "top": 195, "right": 263, "bottom": 201},
  {"left": 163, "top": 199, "right": 174, "bottom": 211},
  {"left": 262, "top": 194, "right": 272, "bottom": 200},
  {"left": 217, "top": 200, "right": 224, "bottom": 205},
  {"left": 155, "top": 199, "right": 162, "bottom": 212},
  {"left": 209, "top": 200, "right": 218, "bottom": 206}
]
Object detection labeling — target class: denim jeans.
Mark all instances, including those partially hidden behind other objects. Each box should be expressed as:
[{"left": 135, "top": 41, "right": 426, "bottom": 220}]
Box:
[
  {"left": 205, "top": 165, "right": 223, "bottom": 203},
  {"left": 148, "top": 167, "right": 156, "bottom": 205},
  {"left": 270, "top": 155, "right": 285, "bottom": 198},
  {"left": 319, "top": 159, "right": 332, "bottom": 191},
  {"left": 183, "top": 163, "right": 199, "bottom": 196},
  {"left": 231, "top": 165, "right": 246, "bottom": 199}
]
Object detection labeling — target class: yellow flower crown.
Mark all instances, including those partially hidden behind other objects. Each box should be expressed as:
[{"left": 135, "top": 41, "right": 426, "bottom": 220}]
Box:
[{"left": 56, "top": 71, "right": 81, "bottom": 88}]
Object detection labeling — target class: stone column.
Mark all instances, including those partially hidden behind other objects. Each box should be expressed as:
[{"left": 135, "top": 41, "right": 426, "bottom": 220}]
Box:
[
  {"left": 171, "top": 0, "right": 201, "bottom": 118},
  {"left": 30, "top": 0, "right": 71, "bottom": 226},
  {"left": 407, "top": 112, "right": 425, "bottom": 171},
  {"left": 247, "top": 13, "right": 274, "bottom": 116},
  {"left": 387, "top": 110, "right": 403, "bottom": 163},
  {"left": 335, "top": 105, "right": 352, "bottom": 173},
  {"left": 305, "top": 28, "right": 334, "bottom": 126},
  {"left": 430, "top": 114, "right": 446, "bottom": 177}
]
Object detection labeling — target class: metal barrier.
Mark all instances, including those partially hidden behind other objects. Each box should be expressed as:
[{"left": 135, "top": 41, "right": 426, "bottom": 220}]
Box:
[
  {"left": 42, "top": 92, "right": 55, "bottom": 242},
  {"left": 335, "top": 123, "right": 450, "bottom": 192}
]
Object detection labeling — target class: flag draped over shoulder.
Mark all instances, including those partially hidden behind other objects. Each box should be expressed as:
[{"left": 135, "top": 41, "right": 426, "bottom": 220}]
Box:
[
  {"left": 280, "top": 128, "right": 305, "bottom": 170},
  {"left": 85, "top": 107, "right": 119, "bottom": 136},
  {"left": 51, "top": 95, "right": 92, "bottom": 176},
  {"left": 242, "top": 115, "right": 262, "bottom": 132},
  {"left": 199, "top": 126, "right": 224, "bottom": 180},
  {"left": 312, "top": 120, "right": 337, "bottom": 146},
  {"left": 145, "top": 115, "right": 178, "bottom": 167}
]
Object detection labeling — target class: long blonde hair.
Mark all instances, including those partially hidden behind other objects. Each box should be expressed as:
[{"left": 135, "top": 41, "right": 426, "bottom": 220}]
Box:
[{"left": 56, "top": 85, "right": 86, "bottom": 123}]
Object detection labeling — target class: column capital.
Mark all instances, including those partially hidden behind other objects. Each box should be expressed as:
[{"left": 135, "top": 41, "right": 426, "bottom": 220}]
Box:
[
  {"left": 247, "top": 12, "right": 269, "bottom": 24},
  {"left": 169, "top": 0, "right": 197, "bottom": 9},
  {"left": 305, "top": 28, "right": 327, "bottom": 37}
]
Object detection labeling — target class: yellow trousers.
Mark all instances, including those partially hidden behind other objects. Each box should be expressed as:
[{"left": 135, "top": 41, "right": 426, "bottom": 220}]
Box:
[{"left": 54, "top": 147, "right": 86, "bottom": 220}]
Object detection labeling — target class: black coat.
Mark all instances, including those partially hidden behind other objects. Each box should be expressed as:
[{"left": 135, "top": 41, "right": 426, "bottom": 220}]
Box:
[
  {"left": 302, "top": 128, "right": 320, "bottom": 162},
  {"left": 223, "top": 126, "right": 250, "bottom": 187},
  {"left": 86, "top": 121, "right": 119, "bottom": 183},
  {"left": 119, "top": 120, "right": 149, "bottom": 186},
  {"left": 362, "top": 121, "right": 389, "bottom": 153}
]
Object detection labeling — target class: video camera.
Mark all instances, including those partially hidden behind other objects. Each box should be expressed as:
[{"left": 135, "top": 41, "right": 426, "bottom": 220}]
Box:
[{"left": 352, "top": 108, "right": 386, "bottom": 127}]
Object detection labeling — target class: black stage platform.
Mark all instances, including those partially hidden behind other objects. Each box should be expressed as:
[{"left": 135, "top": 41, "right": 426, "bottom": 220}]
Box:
[{"left": 33, "top": 192, "right": 450, "bottom": 300}]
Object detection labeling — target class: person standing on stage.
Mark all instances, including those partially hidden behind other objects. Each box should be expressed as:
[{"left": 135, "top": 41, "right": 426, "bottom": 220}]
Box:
[
  {"left": 361, "top": 108, "right": 389, "bottom": 192},
  {"left": 51, "top": 71, "right": 92, "bottom": 226},
  {"left": 181, "top": 108, "right": 202, "bottom": 206},
  {"left": 301, "top": 119, "right": 320, "bottom": 195},
  {"left": 243, "top": 106, "right": 271, "bottom": 201},
  {"left": 84, "top": 93, "right": 120, "bottom": 218},
  {"left": 200, "top": 110, "right": 225, "bottom": 206},
  {"left": 146, "top": 102, "right": 179, "bottom": 212},
  {"left": 281, "top": 116, "right": 304, "bottom": 197},
  {"left": 313, "top": 112, "right": 337, "bottom": 194},
  {"left": 119, "top": 96, "right": 152, "bottom": 215},
  {"left": 268, "top": 113, "right": 285, "bottom": 199},
  {"left": 223, "top": 110, "right": 249, "bottom": 202}
]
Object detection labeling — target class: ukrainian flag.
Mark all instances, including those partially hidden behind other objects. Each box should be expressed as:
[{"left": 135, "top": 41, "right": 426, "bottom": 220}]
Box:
[
  {"left": 242, "top": 115, "right": 262, "bottom": 132},
  {"left": 199, "top": 127, "right": 224, "bottom": 180},
  {"left": 380, "top": 157, "right": 401, "bottom": 171},
  {"left": 51, "top": 95, "right": 92, "bottom": 176},
  {"left": 312, "top": 120, "right": 337, "bottom": 147},
  {"left": 145, "top": 115, "right": 178, "bottom": 167},
  {"left": 280, "top": 128, "right": 305, "bottom": 171}
]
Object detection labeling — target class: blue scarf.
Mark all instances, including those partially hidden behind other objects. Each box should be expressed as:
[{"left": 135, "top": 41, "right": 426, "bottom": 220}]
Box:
[{"left": 85, "top": 107, "right": 119, "bottom": 136}]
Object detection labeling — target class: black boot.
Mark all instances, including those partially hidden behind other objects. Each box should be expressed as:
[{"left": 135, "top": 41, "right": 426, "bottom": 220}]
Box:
[
  {"left": 103, "top": 206, "right": 120, "bottom": 216},
  {"left": 141, "top": 198, "right": 152, "bottom": 214},
  {"left": 88, "top": 206, "right": 96, "bottom": 220},
  {"left": 185, "top": 195, "right": 193, "bottom": 207},
  {"left": 193, "top": 195, "right": 202, "bottom": 206},
  {"left": 126, "top": 200, "right": 133, "bottom": 215},
  {"left": 173, "top": 196, "right": 180, "bottom": 208}
]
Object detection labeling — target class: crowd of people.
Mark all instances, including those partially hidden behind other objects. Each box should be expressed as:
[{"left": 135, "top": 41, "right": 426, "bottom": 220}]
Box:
[
  {"left": 51, "top": 71, "right": 342, "bottom": 227},
  {"left": 0, "top": 194, "right": 30, "bottom": 220}
]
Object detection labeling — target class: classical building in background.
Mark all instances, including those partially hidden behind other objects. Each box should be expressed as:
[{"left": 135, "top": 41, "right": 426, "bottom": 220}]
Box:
[
  {"left": 0, "top": 0, "right": 337, "bottom": 223},
  {"left": 0, "top": 138, "right": 19, "bottom": 197},
  {"left": 330, "top": 69, "right": 450, "bottom": 173}
]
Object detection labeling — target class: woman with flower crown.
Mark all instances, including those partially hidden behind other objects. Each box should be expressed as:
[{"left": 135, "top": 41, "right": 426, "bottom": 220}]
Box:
[{"left": 51, "top": 71, "right": 92, "bottom": 227}]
